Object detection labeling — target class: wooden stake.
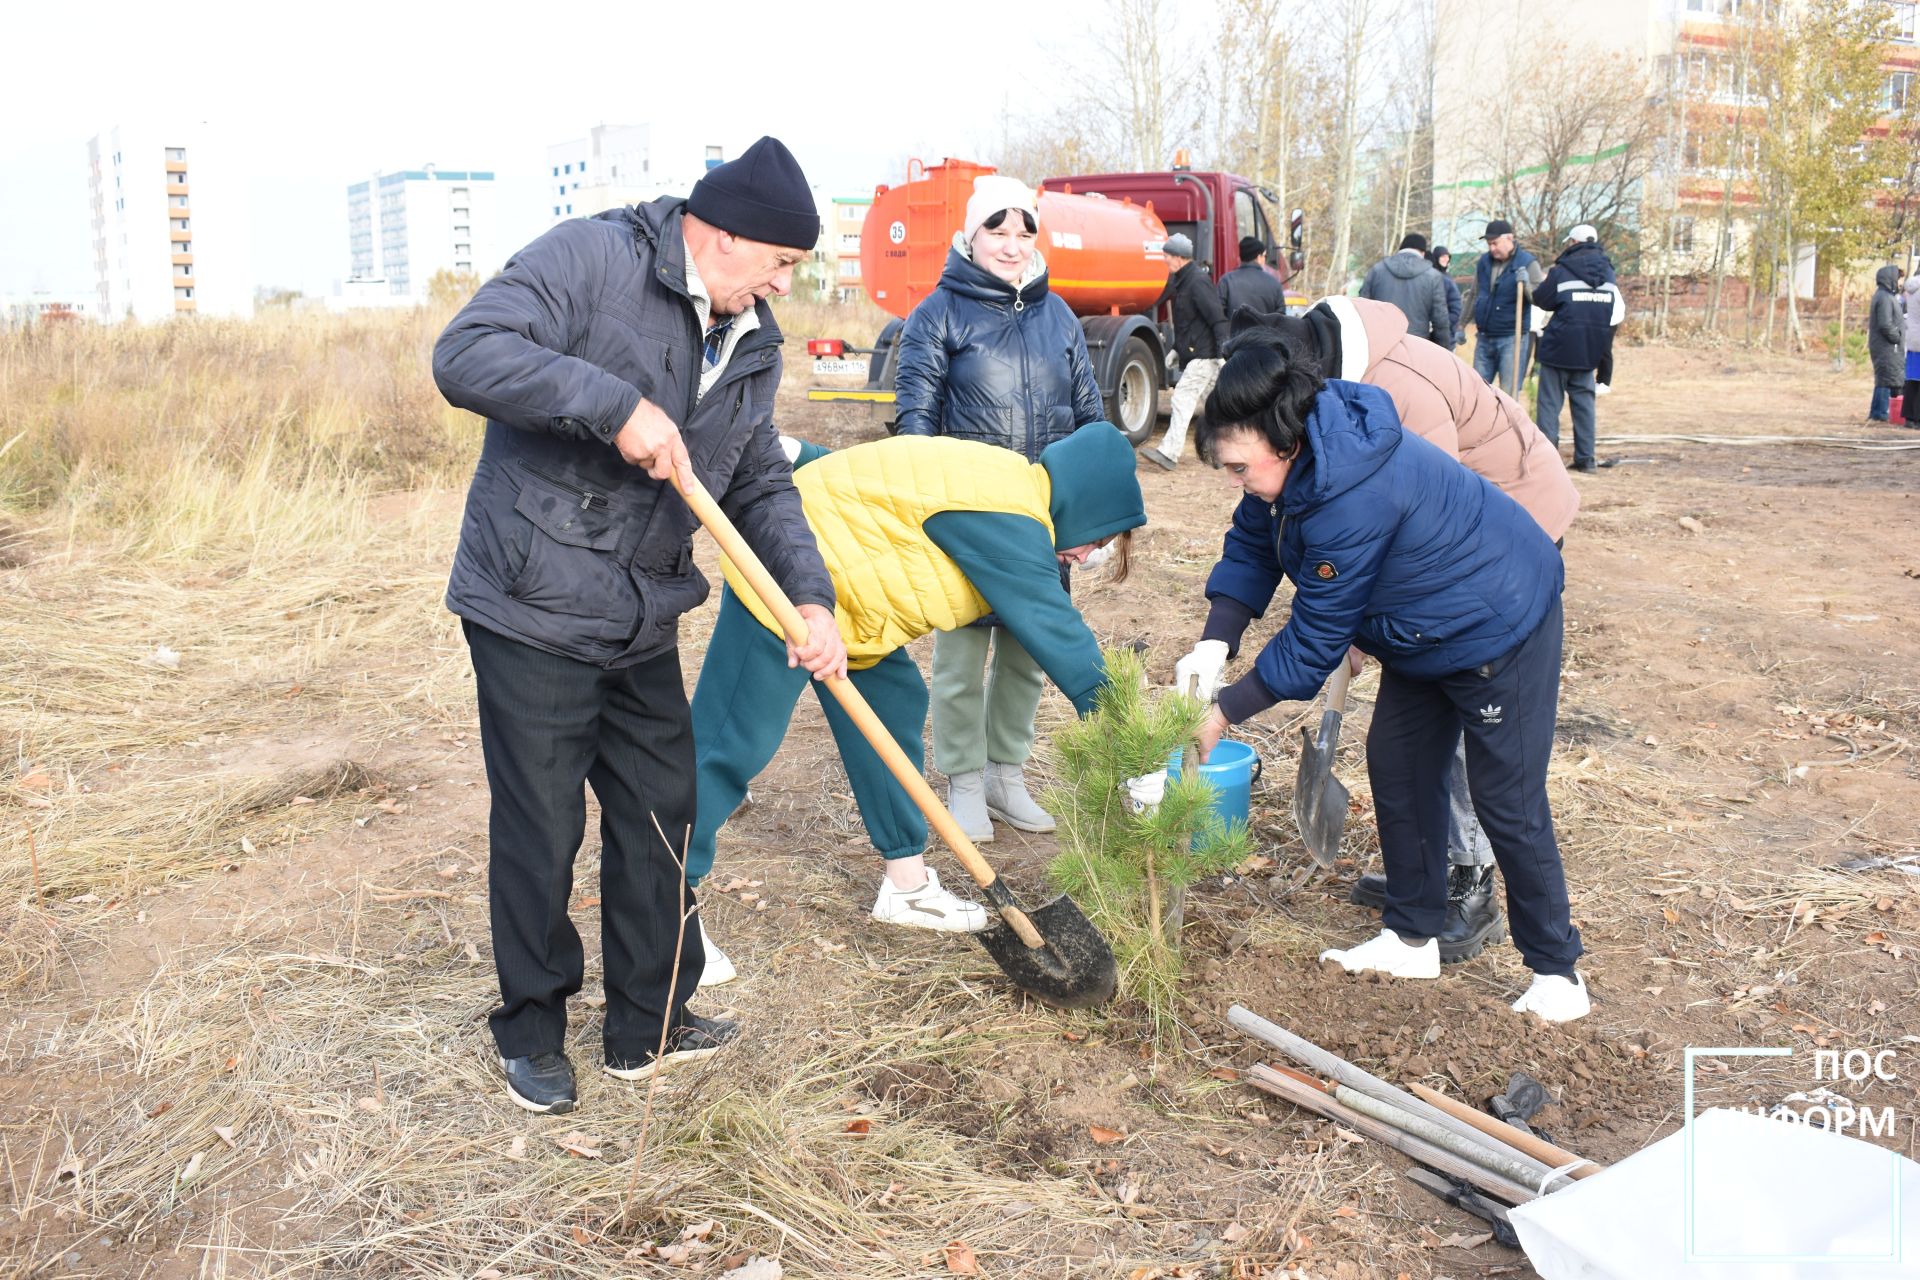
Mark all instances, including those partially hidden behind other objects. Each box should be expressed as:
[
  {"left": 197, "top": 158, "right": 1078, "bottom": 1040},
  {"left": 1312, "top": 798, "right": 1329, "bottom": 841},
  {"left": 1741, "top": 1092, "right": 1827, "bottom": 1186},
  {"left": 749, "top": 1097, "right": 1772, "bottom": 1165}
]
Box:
[
  {"left": 1228, "top": 1004, "right": 1559, "bottom": 1186},
  {"left": 1247, "top": 1064, "right": 1539, "bottom": 1205},
  {"left": 1410, "top": 1082, "right": 1603, "bottom": 1180}
]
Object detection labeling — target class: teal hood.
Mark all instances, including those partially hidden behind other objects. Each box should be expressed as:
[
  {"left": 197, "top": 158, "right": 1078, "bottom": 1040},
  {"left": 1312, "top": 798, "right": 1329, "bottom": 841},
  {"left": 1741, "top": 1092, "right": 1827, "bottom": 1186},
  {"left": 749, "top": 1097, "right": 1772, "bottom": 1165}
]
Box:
[{"left": 1039, "top": 425, "right": 1146, "bottom": 549}]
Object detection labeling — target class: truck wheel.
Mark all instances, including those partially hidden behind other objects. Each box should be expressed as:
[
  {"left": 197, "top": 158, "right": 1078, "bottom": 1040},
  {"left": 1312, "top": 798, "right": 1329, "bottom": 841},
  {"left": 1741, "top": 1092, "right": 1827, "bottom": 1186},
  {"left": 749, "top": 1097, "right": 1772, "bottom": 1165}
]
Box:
[{"left": 1108, "top": 336, "right": 1160, "bottom": 446}]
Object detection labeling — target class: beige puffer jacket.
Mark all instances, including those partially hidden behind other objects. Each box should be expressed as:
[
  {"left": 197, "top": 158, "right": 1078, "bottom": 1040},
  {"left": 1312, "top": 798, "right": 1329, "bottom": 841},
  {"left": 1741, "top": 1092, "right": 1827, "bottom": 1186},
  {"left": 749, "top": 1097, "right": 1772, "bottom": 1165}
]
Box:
[{"left": 1320, "top": 296, "right": 1580, "bottom": 541}]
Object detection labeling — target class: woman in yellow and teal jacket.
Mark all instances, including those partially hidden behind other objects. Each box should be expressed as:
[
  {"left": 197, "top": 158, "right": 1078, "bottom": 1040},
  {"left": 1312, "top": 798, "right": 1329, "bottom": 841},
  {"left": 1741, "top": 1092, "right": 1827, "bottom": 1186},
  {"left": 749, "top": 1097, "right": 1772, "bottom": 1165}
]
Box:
[{"left": 686, "top": 425, "right": 1144, "bottom": 982}]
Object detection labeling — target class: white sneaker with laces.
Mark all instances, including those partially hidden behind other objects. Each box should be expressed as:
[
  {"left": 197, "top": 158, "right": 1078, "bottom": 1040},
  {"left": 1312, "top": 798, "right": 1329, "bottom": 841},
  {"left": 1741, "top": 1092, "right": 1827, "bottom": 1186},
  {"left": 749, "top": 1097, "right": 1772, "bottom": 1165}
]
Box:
[
  {"left": 871, "top": 867, "right": 989, "bottom": 933},
  {"left": 697, "top": 915, "right": 736, "bottom": 987},
  {"left": 1318, "top": 929, "right": 1441, "bottom": 978},
  {"left": 1511, "top": 971, "right": 1590, "bottom": 1023}
]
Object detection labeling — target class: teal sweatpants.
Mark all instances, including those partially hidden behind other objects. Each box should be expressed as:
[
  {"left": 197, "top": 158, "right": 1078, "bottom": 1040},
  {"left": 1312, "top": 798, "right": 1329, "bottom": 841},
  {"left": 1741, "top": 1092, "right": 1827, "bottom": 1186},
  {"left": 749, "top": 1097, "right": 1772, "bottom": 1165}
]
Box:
[{"left": 687, "top": 587, "right": 930, "bottom": 885}]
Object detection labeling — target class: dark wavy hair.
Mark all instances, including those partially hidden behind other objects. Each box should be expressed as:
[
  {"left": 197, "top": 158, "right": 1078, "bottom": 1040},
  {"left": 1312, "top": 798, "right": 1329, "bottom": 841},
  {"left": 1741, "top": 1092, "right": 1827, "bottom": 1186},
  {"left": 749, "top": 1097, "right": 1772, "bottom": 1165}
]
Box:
[
  {"left": 981, "top": 207, "right": 1038, "bottom": 234},
  {"left": 1195, "top": 323, "right": 1328, "bottom": 465}
]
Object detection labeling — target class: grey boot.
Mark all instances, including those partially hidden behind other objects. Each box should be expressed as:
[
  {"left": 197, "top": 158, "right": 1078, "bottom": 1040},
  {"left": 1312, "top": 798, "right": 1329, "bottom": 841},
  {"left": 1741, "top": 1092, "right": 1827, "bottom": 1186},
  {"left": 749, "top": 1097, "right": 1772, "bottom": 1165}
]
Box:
[
  {"left": 984, "top": 762, "right": 1056, "bottom": 833},
  {"left": 946, "top": 771, "right": 994, "bottom": 843}
]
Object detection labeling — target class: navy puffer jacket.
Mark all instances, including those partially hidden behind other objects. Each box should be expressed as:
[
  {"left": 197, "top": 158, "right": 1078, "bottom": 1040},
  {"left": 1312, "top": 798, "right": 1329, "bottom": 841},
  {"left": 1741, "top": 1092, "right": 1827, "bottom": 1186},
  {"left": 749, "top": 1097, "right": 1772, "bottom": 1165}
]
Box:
[
  {"left": 1205, "top": 380, "right": 1563, "bottom": 706},
  {"left": 894, "top": 249, "right": 1104, "bottom": 458},
  {"left": 1533, "top": 241, "right": 1619, "bottom": 370}
]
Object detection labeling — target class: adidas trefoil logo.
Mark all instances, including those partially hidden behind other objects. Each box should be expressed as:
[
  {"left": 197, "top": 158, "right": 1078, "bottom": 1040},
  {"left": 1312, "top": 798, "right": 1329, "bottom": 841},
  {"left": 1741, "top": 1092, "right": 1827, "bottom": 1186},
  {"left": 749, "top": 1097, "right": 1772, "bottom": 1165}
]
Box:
[{"left": 1478, "top": 704, "right": 1504, "bottom": 724}]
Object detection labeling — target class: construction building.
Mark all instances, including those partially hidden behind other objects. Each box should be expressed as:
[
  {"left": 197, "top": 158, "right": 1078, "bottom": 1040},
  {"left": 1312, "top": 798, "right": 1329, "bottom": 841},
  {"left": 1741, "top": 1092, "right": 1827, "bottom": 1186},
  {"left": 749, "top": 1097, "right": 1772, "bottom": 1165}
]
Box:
[
  {"left": 544, "top": 124, "right": 728, "bottom": 223},
  {"left": 1431, "top": 0, "right": 1918, "bottom": 294},
  {"left": 87, "top": 123, "right": 254, "bottom": 322},
  {"left": 346, "top": 166, "right": 499, "bottom": 299}
]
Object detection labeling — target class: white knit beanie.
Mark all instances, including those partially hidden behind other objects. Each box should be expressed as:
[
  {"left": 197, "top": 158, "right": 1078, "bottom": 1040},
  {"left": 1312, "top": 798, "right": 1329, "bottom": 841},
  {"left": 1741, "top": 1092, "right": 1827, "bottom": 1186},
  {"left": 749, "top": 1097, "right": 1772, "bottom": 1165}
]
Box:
[{"left": 962, "top": 174, "right": 1039, "bottom": 240}]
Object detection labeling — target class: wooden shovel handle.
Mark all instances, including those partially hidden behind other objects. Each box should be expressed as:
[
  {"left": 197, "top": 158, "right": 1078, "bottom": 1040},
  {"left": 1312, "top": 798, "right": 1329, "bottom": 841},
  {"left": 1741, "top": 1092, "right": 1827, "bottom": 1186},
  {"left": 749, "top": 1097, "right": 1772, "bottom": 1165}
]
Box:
[
  {"left": 1409, "top": 1082, "right": 1603, "bottom": 1179},
  {"left": 1324, "top": 654, "right": 1353, "bottom": 717},
  {"left": 678, "top": 476, "right": 1046, "bottom": 950}
]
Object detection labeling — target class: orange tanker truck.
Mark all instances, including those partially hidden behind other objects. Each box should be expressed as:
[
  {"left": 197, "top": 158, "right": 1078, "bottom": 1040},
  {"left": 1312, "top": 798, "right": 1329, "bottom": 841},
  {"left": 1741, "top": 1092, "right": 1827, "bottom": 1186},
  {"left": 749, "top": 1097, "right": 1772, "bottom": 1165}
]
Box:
[{"left": 806, "top": 155, "right": 1304, "bottom": 445}]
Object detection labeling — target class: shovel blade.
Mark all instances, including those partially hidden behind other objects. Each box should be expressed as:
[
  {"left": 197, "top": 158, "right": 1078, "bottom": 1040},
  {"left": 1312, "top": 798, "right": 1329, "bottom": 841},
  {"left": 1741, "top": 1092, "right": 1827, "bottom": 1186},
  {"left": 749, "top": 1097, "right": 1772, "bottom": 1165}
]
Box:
[
  {"left": 1293, "top": 709, "right": 1348, "bottom": 867},
  {"left": 972, "top": 893, "right": 1118, "bottom": 1009}
]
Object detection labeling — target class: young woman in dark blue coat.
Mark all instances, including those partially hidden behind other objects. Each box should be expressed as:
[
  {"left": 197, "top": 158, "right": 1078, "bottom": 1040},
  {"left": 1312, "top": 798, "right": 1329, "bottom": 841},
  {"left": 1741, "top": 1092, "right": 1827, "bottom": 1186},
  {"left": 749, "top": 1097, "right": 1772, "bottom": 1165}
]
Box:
[{"left": 1187, "top": 329, "right": 1589, "bottom": 1022}]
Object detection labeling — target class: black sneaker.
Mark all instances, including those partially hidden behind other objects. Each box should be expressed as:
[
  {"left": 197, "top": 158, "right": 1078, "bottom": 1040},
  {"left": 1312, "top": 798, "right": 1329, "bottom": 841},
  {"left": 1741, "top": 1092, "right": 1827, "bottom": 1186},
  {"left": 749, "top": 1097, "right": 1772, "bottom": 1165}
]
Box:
[
  {"left": 604, "top": 1013, "right": 740, "bottom": 1082},
  {"left": 500, "top": 1050, "right": 577, "bottom": 1114},
  {"left": 1436, "top": 864, "right": 1505, "bottom": 963},
  {"left": 1349, "top": 866, "right": 1506, "bottom": 964},
  {"left": 1573, "top": 459, "right": 1598, "bottom": 473}
]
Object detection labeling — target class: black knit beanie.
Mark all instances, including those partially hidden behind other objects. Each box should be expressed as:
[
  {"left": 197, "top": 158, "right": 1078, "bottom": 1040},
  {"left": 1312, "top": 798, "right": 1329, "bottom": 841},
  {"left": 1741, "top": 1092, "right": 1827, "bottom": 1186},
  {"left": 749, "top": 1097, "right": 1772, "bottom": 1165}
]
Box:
[{"left": 687, "top": 136, "right": 819, "bottom": 250}]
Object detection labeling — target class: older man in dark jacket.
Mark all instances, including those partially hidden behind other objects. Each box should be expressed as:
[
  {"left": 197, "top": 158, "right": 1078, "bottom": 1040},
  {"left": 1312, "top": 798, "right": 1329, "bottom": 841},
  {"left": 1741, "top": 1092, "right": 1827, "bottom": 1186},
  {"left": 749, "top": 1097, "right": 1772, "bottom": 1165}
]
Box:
[
  {"left": 433, "top": 136, "right": 845, "bottom": 1115},
  {"left": 1531, "top": 226, "right": 1617, "bottom": 472},
  {"left": 1143, "top": 232, "right": 1231, "bottom": 469}
]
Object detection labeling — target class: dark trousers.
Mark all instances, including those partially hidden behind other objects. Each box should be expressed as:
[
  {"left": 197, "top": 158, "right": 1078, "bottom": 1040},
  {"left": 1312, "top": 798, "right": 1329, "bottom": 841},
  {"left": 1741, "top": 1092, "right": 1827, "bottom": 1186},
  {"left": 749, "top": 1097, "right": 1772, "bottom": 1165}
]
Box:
[
  {"left": 1535, "top": 363, "right": 1597, "bottom": 469},
  {"left": 1365, "top": 597, "right": 1582, "bottom": 976},
  {"left": 1904, "top": 379, "right": 1920, "bottom": 423},
  {"left": 464, "top": 621, "right": 704, "bottom": 1062},
  {"left": 688, "top": 587, "right": 929, "bottom": 884}
]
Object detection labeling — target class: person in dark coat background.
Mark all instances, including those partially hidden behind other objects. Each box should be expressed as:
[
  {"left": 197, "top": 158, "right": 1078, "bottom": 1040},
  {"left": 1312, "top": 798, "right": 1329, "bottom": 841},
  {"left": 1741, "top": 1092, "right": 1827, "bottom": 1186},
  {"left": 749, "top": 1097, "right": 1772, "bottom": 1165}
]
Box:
[
  {"left": 1868, "top": 264, "right": 1905, "bottom": 423},
  {"left": 1532, "top": 225, "right": 1617, "bottom": 472},
  {"left": 1179, "top": 330, "right": 1589, "bottom": 1023},
  {"left": 894, "top": 174, "right": 1106, "bottom": 848},
  {"left": 1219, "top": 235, "right": 1287, "bottom": 317},
  {"left": 1142, "top": 232, "right": 1231, "bottom": 469},
  {"left": 432, "top": 136, "right": 846, "bottom": 1114},
  {"left": 1358, "top": 232, "right": 1450, "bottom": 346},
  {"left": 1428, "top": 245, "right": 1465, "bottom": 347},
  {"left": 1472, "top": 219, "right": 1544, "bottom": 391}
]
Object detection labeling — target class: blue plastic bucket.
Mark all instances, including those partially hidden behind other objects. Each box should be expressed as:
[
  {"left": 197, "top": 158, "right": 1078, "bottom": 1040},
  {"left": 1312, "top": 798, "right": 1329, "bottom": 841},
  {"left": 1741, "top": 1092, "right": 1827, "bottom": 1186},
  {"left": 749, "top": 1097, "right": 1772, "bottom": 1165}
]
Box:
[{"left": 1169, "top": 739, "right": 1261, "bottom": 836}]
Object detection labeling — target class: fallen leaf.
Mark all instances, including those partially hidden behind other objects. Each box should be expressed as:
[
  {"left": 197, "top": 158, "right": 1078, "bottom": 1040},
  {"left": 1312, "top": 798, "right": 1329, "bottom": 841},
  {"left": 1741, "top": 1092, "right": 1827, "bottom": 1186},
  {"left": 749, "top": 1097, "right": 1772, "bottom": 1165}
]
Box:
[
  {"left": 1221, "top": 1221, "right": 1250, "bottom": 1244},
  {"left": 1332, "top": 1126, "right": 1365, "bottom": 1144},
  {"left": 555, "top": 1132, "right": 601, "bottom": 1159},
  {"left": 681, "top": 1220, "right": 716, "bottom": 1242},
  {"left": 812, "top": 936, "right": 846, "bottom": 954},
  {"left": 212, "top": 1125, "right": 238, "bottom": 1148},
  {"left": 1126, "top": 1268, "right": 1166, "bottom": 1280},
  {"left": 1662, "top": 906, "right": 1680, "bottom": 926},
  {"left": 146, "top": 1100, "right": 175, "bottom": 1119},
  {"left": 845, "top": 1118, "right": 872, "bottom": 1135},
  {"left": 1867, "top": 931, "right": 1890, "bottom": 945},
  {"left": 1061, "top": 1030, "right": 1086, "bottom": 1042},
  {"left": 355, "top": 1096, "right": 383, "bottom": 1114},
  {"left": 720, "top": 1259, "right": 782, "bottom": 1280},
  {"left": 1678, "top": 515, "right": 1706, "bottom": 534},
  {"left": 239, "top": 836, "right": 257, "bottom": 855},
  {"left": 944, "top": 1240, "right": 981, "bottom": 1274},
  {"left": 1875, "top": 897, "right": 1895, "bottom": 913},
  {"left": 54, "top": 1151, "right": 82, "bottom": 1181},
  {"left": 18, "top": 769, "right": 52, "bottom": 790},
  {"left": 221, "top": 1053, "right": 241, "bottom": 1073},
  {"left": 290, "top": 795, "right": 317, "bottom": 806},
  {"left": 1088, "top": 1124, "right": 1125, "bottom": 1145},
  {"left": 1207, "top": 1067, "right": 1239, "bottom": 1082},
  {"left": 1425, "top": 1230, "right": 1494, "bottom": 1249},
  {"left": 574, "top": 895, "right": 601, "bottom": 909},
  {"left": 376, "top": 798, "right": 405, "bottom": 814},
  {"left": 508, "top": 1135, "right": 526, "bottom": 1160},
  {"left": 1332, "top": 1204, "right": 1358, "bottom": 1218},
  {"left": 572, "top": 1225, "right": 593, "bottom": 1246},
  {"left": 178, "top": 1150, "right": 206, "bottom": 1184},
  {"left": 476, "top": 1271, "right": 503, "bottom": 1279},
  {"left": 877, "top": 1181, "right": 902, "bottom": 1206}
]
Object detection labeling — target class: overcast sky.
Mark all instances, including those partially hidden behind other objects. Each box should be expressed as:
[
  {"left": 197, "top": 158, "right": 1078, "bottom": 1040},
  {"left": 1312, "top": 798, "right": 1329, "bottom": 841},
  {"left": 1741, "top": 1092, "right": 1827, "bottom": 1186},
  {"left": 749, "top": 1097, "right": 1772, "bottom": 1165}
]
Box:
[{"left": 0, "top": 0, "right": 1100, "bottom": 300}]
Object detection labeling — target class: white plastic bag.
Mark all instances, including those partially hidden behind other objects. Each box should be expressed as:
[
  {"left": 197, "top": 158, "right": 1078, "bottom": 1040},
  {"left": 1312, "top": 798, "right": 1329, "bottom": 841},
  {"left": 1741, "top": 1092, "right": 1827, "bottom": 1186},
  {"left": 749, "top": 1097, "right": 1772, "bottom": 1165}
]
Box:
[{"left": 1511, "top": 1107, "right": 1920, "bottom": 1277}]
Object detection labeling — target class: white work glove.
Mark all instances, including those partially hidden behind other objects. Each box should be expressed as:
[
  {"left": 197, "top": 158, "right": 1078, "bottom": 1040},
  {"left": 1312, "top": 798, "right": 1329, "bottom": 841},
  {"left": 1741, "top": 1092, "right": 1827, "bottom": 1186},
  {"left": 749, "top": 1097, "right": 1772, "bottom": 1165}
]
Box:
[
  {"left": 1173, "top": 640, "right": 1229, "bottom": 700},
  {"left": 1123, "top": 770, "right": 1168, "bottom": 814},
  {"left": 778, "top": 434, "right": 803, "bottom": 464}
]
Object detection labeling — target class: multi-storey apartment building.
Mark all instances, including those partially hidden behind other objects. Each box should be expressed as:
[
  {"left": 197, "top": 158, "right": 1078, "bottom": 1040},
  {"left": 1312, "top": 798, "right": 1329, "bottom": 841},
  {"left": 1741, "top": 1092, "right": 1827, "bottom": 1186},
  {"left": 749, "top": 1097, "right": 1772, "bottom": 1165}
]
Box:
[
  {"left": 87, "top": 123, "right": 254, "bottom": 321},
  {"left": 345, "top": 166, "right": 499, "bottom": 298},
  {"left": 1431, "top": 0, "right": 1918, "bottom": 290},
  {"left": 544, "top": 124, "right": 728, "bottom": 223}
]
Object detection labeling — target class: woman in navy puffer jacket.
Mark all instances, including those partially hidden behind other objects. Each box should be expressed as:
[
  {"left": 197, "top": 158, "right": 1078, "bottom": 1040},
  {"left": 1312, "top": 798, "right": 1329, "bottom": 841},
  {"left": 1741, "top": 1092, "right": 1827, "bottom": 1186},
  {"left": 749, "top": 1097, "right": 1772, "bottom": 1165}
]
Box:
[
  {"left": 894, "top": 175, "right": 1106, "bottom": 843},
  {"left": 1183, "top": 327, "right": 1590, "bottom": 1023}
]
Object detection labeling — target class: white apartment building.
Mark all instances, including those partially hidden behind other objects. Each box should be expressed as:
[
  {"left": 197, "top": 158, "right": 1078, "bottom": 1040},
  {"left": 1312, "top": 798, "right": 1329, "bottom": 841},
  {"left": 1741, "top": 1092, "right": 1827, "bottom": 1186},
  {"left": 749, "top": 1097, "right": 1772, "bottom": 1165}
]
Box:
[
  {"left": 545, "top": 124, "right": 730, "bottom": 223},
  {"left": 88, "top": 123, "right": 254, "bottom": 321},
  {"left": 347, "top": 166, "right": 500, "bottom": 298}
]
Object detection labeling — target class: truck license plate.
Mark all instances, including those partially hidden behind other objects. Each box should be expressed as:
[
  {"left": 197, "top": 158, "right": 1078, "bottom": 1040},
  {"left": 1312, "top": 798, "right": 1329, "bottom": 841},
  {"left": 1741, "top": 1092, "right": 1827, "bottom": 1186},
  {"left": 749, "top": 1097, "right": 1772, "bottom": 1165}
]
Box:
[{"left": 811, "top": 357, "right": 867, "bottom": 377}]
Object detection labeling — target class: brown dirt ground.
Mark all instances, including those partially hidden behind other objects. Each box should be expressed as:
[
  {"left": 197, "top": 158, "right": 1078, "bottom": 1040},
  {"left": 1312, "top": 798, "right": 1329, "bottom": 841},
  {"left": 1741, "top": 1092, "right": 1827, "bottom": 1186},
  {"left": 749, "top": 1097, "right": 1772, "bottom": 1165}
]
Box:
[{"left": 4, "top": 342, "right": 1919, "bottom": 1279}]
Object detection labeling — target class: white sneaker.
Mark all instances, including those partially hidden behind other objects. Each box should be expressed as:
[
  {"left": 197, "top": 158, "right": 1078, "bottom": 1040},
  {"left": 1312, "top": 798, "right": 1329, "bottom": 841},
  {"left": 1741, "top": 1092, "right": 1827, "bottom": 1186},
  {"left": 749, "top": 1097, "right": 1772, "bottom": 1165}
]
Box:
[
  {"left": 1594, "top": 382, "right": 1612, "bottom": 396},
  {"left": 697, "top": 915, "right": 736, "bottom": 987},
  {"left": 1512, "top": 971, "right": 1590, "bottom": 1023},
  {"left": 1318, "top": 929, "right": 1441, "bottom": 978},
  {"left": 871, "top": 867, "right": 989, "bottom": 933}
]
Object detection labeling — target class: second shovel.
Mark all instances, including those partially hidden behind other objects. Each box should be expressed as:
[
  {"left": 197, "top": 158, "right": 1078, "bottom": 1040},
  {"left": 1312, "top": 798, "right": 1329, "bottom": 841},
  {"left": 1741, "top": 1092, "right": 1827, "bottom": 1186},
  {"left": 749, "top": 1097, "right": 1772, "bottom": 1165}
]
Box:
[{"left": 1291, "top": 659, "right": 1353, "bottom": 867}]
